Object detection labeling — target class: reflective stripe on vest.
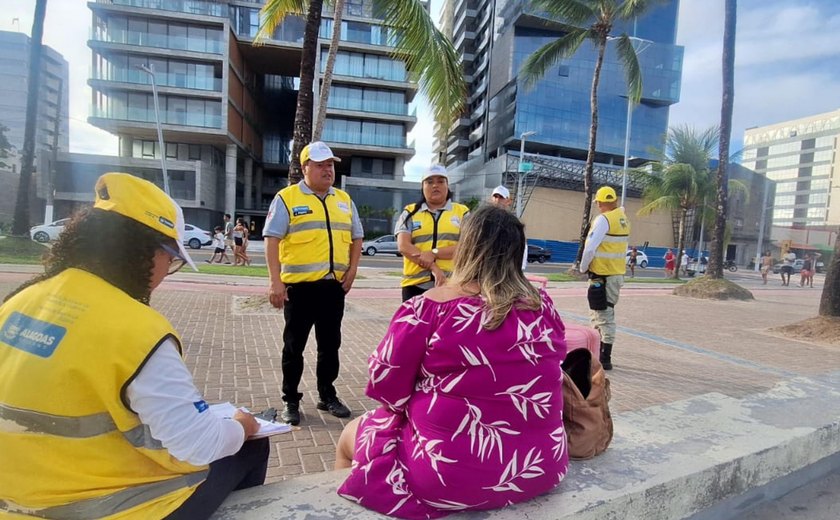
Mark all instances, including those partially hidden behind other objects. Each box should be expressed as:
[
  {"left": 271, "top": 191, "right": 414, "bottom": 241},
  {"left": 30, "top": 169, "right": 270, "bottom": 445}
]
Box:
[
  {"left": 278, "top": 185, "right": 354, "bottom": 283},
  {"left": 0, "top": 269, "right": 206, "bottom": 517},
  {"left": 401, "top": 202, "right": 470, "bottom": 287},
  {"left": 0, "top": 403, "right": 164, "bottom": 449},
  {"left": 0, "top": 471, "right": 208, "bottom": 519},
  {"left": 589, "top": 208, "right": 631, "bottom": 275}
]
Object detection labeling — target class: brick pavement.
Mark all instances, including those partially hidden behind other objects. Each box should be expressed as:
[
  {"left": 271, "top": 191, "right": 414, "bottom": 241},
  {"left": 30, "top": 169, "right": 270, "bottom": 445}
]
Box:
[{"left": 0, "top": 267, "right": 835, "bottom": 485}]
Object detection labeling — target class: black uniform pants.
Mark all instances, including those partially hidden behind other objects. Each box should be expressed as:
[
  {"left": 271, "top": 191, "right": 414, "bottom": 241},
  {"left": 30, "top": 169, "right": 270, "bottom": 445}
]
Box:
[
  {"left": 282, "top": 279, "right": 346, "bottom": 403},
  {"left": 165, "top": 437, "right": 269, "bottom": 520}
]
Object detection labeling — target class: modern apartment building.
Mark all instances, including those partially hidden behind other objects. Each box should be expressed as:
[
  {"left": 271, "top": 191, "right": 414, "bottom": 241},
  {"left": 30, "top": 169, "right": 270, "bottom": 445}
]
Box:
[
  {"left": 742, "top": 109, "right": 840, "bottom": 229},
  {"left": 0, "top": 30, "right": 70, "bottom": 173},
  {"left": 83, "top": 0, "right": 419, "bottom": 233},
  {"left": 434, "top": 0, "right": 683, "bottom": 202}
]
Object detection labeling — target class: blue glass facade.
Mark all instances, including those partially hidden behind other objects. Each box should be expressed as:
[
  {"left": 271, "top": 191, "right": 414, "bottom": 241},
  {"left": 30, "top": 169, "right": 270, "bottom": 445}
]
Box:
[{"left": 486, "top": 0, "right": 683, "bottom": 164}]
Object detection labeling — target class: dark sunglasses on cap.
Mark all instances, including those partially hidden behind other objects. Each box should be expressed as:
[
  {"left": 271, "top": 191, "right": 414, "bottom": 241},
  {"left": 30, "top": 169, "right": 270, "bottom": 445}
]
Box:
[{"left": 159, "top": 243, "right": 187, "bottom": 275}]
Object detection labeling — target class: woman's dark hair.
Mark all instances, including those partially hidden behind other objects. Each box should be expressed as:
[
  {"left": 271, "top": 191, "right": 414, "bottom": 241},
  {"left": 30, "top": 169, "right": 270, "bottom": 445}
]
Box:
[
  {"left": 4, "top": 208, "right": 172, "bottom": 304},
  {"left": 401, "top": 188, "right": 455, "bottom": 229}
]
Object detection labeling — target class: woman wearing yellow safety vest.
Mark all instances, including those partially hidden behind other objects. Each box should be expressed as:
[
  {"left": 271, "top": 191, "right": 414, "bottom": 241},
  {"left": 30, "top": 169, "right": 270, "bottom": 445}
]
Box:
[
  {"left": 396, "top": 165, "right": 470, "bottom": 302},
  {"left": 0, "top": 173, "right": 268, "bottom": 519}
]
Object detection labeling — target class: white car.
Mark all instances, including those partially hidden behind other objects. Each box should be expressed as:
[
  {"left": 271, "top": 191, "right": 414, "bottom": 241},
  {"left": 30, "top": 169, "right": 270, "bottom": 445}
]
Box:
[
  {"left": 362, "top": 234, "right": 401, "bottom": 256},
  {"left": 626, "top": 250, "right": 649, "bottom": 268},
  {"left": 30, "top": 218, "right": 71, "bottom": 243},
  {"left": 183, "top": 224, "right": 212, "bottom": 249}
]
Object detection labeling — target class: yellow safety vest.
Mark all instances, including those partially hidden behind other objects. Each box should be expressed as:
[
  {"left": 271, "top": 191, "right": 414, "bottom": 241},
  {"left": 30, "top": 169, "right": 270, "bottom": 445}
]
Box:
[
  {"left": 278, "top": 184, "right": 354, "bottom": 284},
  {"left": 589, "top": 207, "right": 631, "bottom": 276},
  {"left": 401, "top": 201, "right": 470, "bottom": 287},
  {"left": 0, "top": 269, "right": 207, "bottom": 519}
]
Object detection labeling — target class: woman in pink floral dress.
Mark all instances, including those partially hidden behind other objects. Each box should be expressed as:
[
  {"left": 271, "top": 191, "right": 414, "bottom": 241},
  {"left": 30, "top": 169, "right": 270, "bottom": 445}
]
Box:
[{"left": 336, "top": 205, "right": 569, "bottom": 519}]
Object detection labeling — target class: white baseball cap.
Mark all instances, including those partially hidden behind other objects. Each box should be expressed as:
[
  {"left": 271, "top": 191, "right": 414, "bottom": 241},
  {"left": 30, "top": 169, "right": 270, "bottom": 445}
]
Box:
[
  {"left": 301, "top": 141, "right": 341, "bottom": 164},
  {"left": 492, "top": 185, "right": 510, "bottom": 199},
  {"left": 421, "top": 164, "right": 448, "bottom": 182}
]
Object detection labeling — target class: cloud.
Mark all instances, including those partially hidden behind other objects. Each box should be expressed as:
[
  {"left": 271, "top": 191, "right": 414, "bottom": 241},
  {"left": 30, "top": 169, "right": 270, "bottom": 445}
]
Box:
[{"left": 670, "top": 0, "right": 840, "bottom": 150}]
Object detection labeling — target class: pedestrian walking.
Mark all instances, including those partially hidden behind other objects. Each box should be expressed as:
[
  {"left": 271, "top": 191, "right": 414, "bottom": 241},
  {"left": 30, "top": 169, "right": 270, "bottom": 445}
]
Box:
[
  {"left": 760, "top": 250, "right": 773, "bottom": 285},
  {"left": 628, "top": 246, "right": 638, "bottom": 278},
  {"left": 262, "top": 142, "right": 364, "bottom": 426},
  {"left": 580, "top": 186, "right": 630, "bottom": 370},
  {"left": 395, "top": 165, "right": 470, "bottom": 302}
]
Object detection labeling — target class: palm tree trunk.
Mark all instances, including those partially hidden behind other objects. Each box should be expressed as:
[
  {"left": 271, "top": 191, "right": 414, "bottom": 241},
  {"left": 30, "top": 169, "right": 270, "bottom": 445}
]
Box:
[
  {"left": 574, "top": 37, "right": 608, "bottom": 267},
  {"left": 313, "top": 0, "right": 344, "bottom": 140},
  {"left": 289, "top": 0, "right": 324, "bottom": 184},
  {"left": 674, "top": 207, "right": 687, "bottom": 279},
  {"left": 708, "top": 0, "right": 737, "bottom": 279},
  {"left": 12, "top": 0, "right": 48, "bottom": 236},
  {"left": 819, "top": 228, "right": 840, "bottom": 316}
]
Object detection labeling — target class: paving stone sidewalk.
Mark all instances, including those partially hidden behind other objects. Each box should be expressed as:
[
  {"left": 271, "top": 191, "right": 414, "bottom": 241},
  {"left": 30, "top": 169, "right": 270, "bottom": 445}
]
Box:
[{"left": 0, "top": 267, "right": 834, "bottom": 484}]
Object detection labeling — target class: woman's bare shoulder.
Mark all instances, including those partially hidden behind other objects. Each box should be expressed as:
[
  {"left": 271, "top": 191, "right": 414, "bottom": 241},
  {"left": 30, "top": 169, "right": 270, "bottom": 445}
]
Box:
[{"left": 423, "top": 285, "right": 478, "bottom": 304}]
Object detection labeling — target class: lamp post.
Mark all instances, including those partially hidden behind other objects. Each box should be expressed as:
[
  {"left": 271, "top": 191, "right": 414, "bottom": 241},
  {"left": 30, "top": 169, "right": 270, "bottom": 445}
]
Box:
[
  {"left": 614, "top": 24, "right": 652, "bottom": 207},
  {"left": 516, "top": 130, "right": 536, "bottom": 218},
  {"left": 138, "top": 63, "right": 170, "bottom": 195}
]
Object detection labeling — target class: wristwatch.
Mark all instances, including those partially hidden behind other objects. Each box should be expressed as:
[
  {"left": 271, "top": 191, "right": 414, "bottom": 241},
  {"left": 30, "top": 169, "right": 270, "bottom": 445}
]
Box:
[{"left": 431, "top": 248, "right": 439, "bottom": 257}]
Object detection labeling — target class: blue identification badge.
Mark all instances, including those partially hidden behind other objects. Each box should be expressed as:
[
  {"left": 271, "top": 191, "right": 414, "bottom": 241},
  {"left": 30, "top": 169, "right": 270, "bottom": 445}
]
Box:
[
  {"left": 0, "top": 312, "right": 67, "bottom": 358},
  {"left": 411, "top": 221, "right": 422, "bottom": 231},
  {"left": 292, "top": 205, "right": 313, "bottom": 217},
  {"left": 193, "top": 400, "right": 209, "bottom": 413}
]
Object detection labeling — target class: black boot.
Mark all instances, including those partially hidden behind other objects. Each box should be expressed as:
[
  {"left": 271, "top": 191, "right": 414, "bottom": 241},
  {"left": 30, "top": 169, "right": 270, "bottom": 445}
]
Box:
[{"left": 600, "top": 342, "right": 613, "bottom": 371}]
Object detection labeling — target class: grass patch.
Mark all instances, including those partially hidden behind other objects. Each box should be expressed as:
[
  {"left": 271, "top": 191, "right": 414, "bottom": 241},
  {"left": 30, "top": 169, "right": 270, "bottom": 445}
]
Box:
[
  {"left": 626, "top": 277, "right": 687, "bottom": 284},
  {"left": 0, "top": 237, "right": 49, "bottom": 265},
  {"left": 546, "top": 273, "right": 581, "bottom": 282}
]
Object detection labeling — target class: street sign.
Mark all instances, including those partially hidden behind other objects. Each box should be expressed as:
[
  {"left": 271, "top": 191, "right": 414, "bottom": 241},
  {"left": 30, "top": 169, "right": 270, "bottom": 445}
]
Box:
[{"left": 519, "top": 162, "right": 533, "bottom": 172}]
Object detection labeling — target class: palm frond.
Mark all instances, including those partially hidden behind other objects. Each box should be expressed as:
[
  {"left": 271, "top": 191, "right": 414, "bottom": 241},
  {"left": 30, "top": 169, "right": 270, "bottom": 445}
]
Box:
[
  {"left": 530, "top": 0, "right": 596, "bottom": 25},
  {"left": 618, "top": 0, "right": 669, "bottom": 20},
  {"left": 256, "top": 0, "right": 308, "bottom": 45},
  {"left": 613, "top": 34, "right": 642, "bottom": 103},
  {"left": 520, "top": 27, "right": 590, "bottom": 89},
  {"left": 375, "top": 0, "right": 466, "bottom": 129}
]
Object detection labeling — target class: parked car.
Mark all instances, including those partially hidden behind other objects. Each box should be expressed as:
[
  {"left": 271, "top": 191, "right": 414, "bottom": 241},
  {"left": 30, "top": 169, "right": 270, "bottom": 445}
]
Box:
[
  {"left": 625, "top": 250, "right": 649, "bottom": 268},
  {"left": 685, "top": 256, "right": 709, "bottom": 277},
  {"left": 816, "top": 261, "right": 825, "bottom": 273},
  {"left": 362, "top": 234, "right": 401, "bottom": 256},
  {"left": 183, "top": 224, "right": 212, "bottom": 249},
  {"left": 527, "top": 244, "right": 551, "bottom": 263},
  {"left": 772, "top": 259, "right": 805, "bottom": 274},
  {"left": 29, "top": 218, "right": 71, "bottom": 243}
]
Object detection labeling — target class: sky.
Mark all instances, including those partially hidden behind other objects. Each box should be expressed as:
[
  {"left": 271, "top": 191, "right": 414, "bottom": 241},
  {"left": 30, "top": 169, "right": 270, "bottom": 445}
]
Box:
[{"left": 4, "top": 0, "right": 839, "bottom": 179}]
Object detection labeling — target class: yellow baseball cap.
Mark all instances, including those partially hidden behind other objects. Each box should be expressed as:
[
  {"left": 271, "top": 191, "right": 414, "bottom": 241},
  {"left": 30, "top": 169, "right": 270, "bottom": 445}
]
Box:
[
  {"left": 594, "top": 186, "right": 618, "bottom": 203},
  {"left": 300, "top": 141, "right": 341, "bottom": 164},
  {"left": 93, "top": 172, "right": 197, "bottom": 271}
]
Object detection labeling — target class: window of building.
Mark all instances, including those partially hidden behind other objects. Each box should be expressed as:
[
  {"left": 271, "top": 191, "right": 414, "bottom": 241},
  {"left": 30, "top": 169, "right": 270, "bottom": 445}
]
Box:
[
  {"left": 557, "top": 65, "right": 569, "bottom": 77},
  {"left": 166, "top": 143, "right": 178, "bottom": 159},
  {"left": 188, "top": 144, "right": 202, "bottom": 160},
  {"left": 141, "top": 140, "right": 156, "bottom": 158}
]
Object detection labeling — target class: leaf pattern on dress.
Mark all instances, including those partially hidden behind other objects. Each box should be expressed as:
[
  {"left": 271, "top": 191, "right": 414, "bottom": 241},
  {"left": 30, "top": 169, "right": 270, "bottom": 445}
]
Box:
[
  {"left": 459, "top": 344, "right": 497, "bottom": 382},
  {"left": 415, "top": 366, "right": 468, "bottom": 413},
  {"left": 451, "top": 302, "right": 483, "bottom": 333},
  {"left": 550, "top": 424, "right": 567, "bottom": 461},
  {"left": 510, "top": 316, "right": 557, "bottom": 364},
  {"left": 357, "top": 415, "right": 397, "bottom": 460},
  {"left": 410, "top": 433, "right": 458, "bottom": 485},
  {"left": 369, "top": 333, "right": 398, "bottom": 386},
  {"left": 384, "top": 459, "right": 414, "bottom": 516},
  {"left": 451, "top": 401, "right": 520, "bottom": 462},
  {"left": 495, "top": 376, "right": 552, "bottom": 420},
  {"left": 421, "top": 498, "right": 488, "bottom": 510},
  {"left": 483, "top": 448, "right": 546, "bottom": 492}
]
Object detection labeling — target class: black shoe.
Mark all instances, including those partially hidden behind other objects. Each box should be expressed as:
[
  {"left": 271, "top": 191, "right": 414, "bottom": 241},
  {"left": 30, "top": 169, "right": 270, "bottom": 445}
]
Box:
[
  {"left": 280, "top": 402, "right": 300, "bottom": 425},
  {"left": 316, "top": 397, "right": 351, "bottom": 418},
  {"left": 600, "top": 342, "right": 613, "bottom": 371}
]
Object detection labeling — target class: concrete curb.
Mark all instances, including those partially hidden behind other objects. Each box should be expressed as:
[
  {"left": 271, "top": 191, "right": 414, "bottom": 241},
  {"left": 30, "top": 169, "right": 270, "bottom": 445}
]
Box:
[{"left": 213, "top": 371, "right": 840, "bottom": 519}]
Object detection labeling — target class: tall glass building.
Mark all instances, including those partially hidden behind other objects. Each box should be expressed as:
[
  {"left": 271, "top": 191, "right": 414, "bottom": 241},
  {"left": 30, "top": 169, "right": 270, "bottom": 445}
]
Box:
[
  {"left": 742, "top": 109, "right": 840, "bottom": 229},
  {"left": 435, "top": 0, "right": 683, "bottom": 179},
  {"left": 83, "top": 0, "right": 421, "bottom": 233}
]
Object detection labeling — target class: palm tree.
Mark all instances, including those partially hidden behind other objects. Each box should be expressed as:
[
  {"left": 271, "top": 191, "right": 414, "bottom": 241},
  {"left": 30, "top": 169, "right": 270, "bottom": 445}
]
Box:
[
  {"left": 707, "top": 0, "right": 737, "bottom": 279},
  {"left": 520, "top": 0, "right": 665, "bottom": 266},
  {"left": 313, "top": 0, "right": 345, "bottom": 141},
  {"left": 12, "top": 0, "right": 48, "bottom": 236},
  {"left": 258, "top": 0, "right": 466, "bottom": 183},
  {"left": 819, "top": 230, "right": 840, "bottom": 316},
  {"left": 637, "top": 163, "right": 709, "bottom": 279},
  {"left": 0, "top": 125, "right": 14, "bottom": 170}
]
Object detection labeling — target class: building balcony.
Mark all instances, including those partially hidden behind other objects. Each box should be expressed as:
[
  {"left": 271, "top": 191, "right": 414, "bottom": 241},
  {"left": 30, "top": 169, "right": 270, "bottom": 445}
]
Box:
[
  {"left": 93, "top": 0, "right": 228, "bottom": 18},
  {"left": 90, "top": 105, "right": 222, "bottom": 129},
  {"left": 90, "top": 28, "right": 224, "bottom": 55},
  {"left": 322, "top": 129, "right": 407, "bottom": 149},
  {"left": 447, "top": 138, "right": 470, "bottom": 155},
  {"left": 91, "top": 67, "right": 222, "bottom": 92}
]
